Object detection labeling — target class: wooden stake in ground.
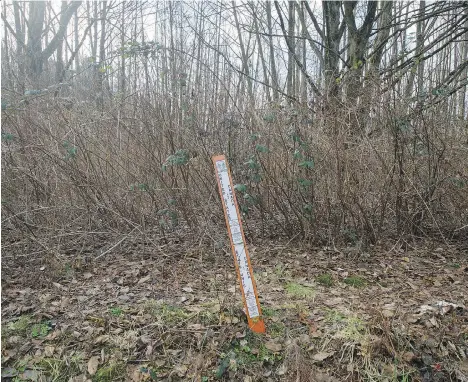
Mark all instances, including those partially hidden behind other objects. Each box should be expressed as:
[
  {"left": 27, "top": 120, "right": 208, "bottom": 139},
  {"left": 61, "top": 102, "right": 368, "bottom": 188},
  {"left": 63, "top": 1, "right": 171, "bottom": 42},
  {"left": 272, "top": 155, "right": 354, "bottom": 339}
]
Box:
[{"left": 212, "top": 155, "right": 265, "bottom": 334}]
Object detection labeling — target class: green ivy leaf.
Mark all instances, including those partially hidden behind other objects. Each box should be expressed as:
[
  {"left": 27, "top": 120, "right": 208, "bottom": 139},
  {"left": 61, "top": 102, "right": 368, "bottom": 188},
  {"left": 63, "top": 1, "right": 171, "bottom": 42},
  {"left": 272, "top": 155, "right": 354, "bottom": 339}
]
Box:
[
  {"left": 291, "top": 133, "right": 302, "bottom": 144},
  {"left": 297, "top": 178, "right": 313, "bottom": 188},
  {"left": 234, "top": 184, "right": 247, "bottom": 193},
  {"left": 293, "top": 149, "right": 303, "bottom": 160},
  {"left": 240, "top": 205, "right": 249, "bottom": 215},
  {"left": 163, "top": 149, "right": 190, "bottom": 169},
  {"left": 244, "top": 193, "right": 258, "bottom": 205},
  {"left": 255, "top": 144, "right": 269, "bottom": 153},
  {"left": 298, "top": 159, "right": 315, "bottom": 169},
  {"left": 262, "top": 113, "right": 275, "bottom": 123},
  {"left": 303, "top": 203, "right": 313, "bottom": 214},
  {"left": 249, "top": 133, "right": 260, "bottom": 142},
  {"left": 1, "top": 132, "right": 14, "bottom": 141},
  {"left": 244, "top": 157, "right": 259, "bottom": 170}
]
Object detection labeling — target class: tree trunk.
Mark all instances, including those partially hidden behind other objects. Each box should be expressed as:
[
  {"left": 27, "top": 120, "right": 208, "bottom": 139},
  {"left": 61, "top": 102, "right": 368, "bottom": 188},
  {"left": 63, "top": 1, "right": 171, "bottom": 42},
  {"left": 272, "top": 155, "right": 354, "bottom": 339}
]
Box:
[
  {"left": 322, "top": 1, "right": 343, "bottom": 99},
  {"left": 266, "top": 2, "right": 280, "bottom": 102},
  {"left": 27, "top": 1, "right": 46, "bottom": 80},
  {"left": 13, "top": 2, "right": 25, "bottom": 92},
  {"left": 251, "top": 3, "right": 271, "bottom": 103},
  {"left": 97, "top": 1, "right": 107, "bottom": 107},
  {"left": 287, "top": 1, "right": 295, "bottom": 101},
  {"left": 344, "top": 1, "right": 377, "bottom": 101}
]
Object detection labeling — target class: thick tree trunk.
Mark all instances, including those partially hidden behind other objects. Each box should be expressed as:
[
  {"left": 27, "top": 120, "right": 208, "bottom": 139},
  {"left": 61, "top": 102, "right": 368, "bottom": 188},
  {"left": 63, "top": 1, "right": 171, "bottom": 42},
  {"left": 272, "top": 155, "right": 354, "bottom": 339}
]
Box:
[
  {"left": 322, "top": 1, "right": 343, "bottom": 99},
  {"left": 344, "top": 1, "right": 377, "bottom": 102},
  {"left": 27, "top": 1, "right": 46, "bottom": 80}
]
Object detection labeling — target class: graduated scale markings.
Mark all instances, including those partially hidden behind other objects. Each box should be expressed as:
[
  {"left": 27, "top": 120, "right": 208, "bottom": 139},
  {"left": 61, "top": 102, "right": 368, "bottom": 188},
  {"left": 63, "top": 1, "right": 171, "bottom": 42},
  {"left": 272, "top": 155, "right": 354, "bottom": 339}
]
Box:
[{"left": 213, "top": 156, "right": 264, "bottom": 332}]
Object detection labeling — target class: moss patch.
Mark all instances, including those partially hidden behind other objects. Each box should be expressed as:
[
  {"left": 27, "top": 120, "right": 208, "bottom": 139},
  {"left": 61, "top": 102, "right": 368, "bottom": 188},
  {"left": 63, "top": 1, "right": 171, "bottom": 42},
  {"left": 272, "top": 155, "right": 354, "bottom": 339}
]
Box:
[{"left": 285, "top": 282, "right": 315, "bottom": 299}]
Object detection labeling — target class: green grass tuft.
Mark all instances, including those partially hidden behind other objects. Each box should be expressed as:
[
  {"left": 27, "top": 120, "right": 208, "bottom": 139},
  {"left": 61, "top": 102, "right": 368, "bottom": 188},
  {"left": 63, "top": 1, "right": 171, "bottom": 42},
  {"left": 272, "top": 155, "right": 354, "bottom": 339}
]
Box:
[
  {"left": 343, "top": 276, "right": 367, "bottom": 288},
  {"left": 316, "top": 273, "right": 334, "bottom": 287},
  {"left": 285, "top": 282, "right": 315, "bottom": 298}
]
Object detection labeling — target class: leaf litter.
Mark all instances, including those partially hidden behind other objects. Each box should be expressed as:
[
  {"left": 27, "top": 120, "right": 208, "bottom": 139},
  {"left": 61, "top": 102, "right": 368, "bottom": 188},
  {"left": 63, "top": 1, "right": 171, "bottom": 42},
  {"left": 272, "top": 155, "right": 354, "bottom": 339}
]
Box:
[{"left": 1, "top": 239, "right": 467, "bottom": 381}]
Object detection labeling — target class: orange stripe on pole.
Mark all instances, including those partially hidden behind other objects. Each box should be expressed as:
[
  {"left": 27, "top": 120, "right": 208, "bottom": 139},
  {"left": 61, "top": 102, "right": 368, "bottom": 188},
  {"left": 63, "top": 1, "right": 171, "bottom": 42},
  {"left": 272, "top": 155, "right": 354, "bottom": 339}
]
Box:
[{"left": 212, "top": 155, "right": 265, "bottom": 334}]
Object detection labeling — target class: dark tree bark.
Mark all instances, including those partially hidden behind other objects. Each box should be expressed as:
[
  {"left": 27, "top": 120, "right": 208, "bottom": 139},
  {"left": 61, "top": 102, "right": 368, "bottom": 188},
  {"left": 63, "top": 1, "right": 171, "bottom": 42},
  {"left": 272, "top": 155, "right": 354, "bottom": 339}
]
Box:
[
  {"left": 343, "top": 1, "right": 377, "bottom": 101},
  {"left": 26, "top": 1, "right": 81, "bottom": 82}
]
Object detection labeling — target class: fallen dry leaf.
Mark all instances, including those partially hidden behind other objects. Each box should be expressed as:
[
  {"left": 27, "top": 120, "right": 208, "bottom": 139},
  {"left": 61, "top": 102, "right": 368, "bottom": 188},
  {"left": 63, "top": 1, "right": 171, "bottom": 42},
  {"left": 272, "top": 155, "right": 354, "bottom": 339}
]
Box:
[
  {"left": 173, "top": 364, "right": 188, "bottom": 377},
  {"left": 276, "top": 363, "right": 287, "bottom": 375},
  {"left": 44, "top": 346, "right": 55, "bottom": 357},
  {"left": 313, "top": 351, "right": 335, "bottom": 361},
  {"left": 264, "top": 340, "right": 282, "bottom": 353},
  {"left": 137, "top": 275, "right": 151, "bottom": 284},
  {"left": 87, "top": 356, "right": 99, "bottom": 376},
  {"left": 402, "top": 351, "right": 416, "bottom": 362}
]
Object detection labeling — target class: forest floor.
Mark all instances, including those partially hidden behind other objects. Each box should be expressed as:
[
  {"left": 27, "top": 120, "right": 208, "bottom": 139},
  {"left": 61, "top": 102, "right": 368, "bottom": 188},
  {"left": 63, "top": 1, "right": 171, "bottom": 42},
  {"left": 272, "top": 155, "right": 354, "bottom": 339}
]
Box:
[{"left": 1, "top": 238, "right": 468, "bottom": 382}]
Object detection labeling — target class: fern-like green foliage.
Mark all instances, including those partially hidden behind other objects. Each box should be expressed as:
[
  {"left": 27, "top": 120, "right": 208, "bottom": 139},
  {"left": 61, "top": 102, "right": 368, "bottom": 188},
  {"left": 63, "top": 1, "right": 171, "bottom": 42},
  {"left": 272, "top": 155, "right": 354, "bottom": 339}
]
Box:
[{"left": 162, "top": 149, "right": 189, "bottom": 171}]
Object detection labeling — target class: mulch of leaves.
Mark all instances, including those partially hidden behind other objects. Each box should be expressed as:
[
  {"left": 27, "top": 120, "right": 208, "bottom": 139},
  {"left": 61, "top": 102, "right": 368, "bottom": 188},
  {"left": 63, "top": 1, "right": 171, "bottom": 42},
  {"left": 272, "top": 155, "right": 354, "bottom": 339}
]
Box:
[{"left": 1, "top": 238, "right": 467, "bottom": 382}]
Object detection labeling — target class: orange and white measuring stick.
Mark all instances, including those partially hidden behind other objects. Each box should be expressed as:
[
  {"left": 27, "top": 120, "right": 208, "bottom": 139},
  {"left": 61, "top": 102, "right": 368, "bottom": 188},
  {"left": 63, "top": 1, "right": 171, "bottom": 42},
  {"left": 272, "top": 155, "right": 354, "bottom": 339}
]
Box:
[{"left": 212, "top": 155, "right": 265, "bottom": 334}]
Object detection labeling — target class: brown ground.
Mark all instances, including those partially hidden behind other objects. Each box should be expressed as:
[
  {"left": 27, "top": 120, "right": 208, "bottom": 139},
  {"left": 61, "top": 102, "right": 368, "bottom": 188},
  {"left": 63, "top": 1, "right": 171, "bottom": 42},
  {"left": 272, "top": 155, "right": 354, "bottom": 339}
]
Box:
[{"left": 1, "top": 238, "right": 467, "bottom": 381}]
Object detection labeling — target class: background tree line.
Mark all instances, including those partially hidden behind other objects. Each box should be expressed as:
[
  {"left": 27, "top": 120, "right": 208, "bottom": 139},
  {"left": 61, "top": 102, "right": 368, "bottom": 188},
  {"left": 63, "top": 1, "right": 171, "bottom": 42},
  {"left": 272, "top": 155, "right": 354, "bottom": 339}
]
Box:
[{"left": 1, "top": 1, "right": 467, "bottom": 251}]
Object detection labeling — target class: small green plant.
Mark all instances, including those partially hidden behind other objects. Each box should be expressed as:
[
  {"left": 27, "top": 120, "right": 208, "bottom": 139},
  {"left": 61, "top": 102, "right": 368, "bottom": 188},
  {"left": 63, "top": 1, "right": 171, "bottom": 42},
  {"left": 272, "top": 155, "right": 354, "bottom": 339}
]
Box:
[
  {"left": 109, "top": 307, "right": 123, "bottom": 316},
  {"left": 262, "top": 113, "right": 276, "bottom": 123},
  {"left": 316, "top": 273, "right": 334, "bottom": 287},
  {"left": 6, "top": 315, "right": 31, "bottom": 336},
  {"left": 450, "top": 178, "right": 466, "bottom": 188},
  {"left": 93, "top": 361, "right": 126, "bottom": 382},
  {"left": 257, "top": 343, "right": 283, "bottom": 364},
  {"left": 157, "top": 208, "right": 179, "bottom": 228},
  {"left": 255, "top": 144, "right": 269, "bottom": 153},
  {"left": 273, "top": 263, "right": 286, "bottom": 279},
  {"left": 138, "top": 367, "right": 158, "bottom": 380},
  {"left": 144, "top": 300, "right": 190, "bottom": 324},
  {"left": 249, "top": 133, "right": 260, "bottom": 141},
  {"left": 262, "top": 307, "right": 278, "bottom": 318},
  {"left": 342, "top": 228, "right": 358, "bottom": 244},
  {"left": 244, "top": 156, "right": 260, "bottom": 171},
  {"left": 343, "top": 276, "right": 367, "bottom": 288},
  {"left": 129, "top": 183, "right": 149, "bottom": 191},
  {"left": 1, "top": 132, "right": 14, "bottom": 141},
  {"left": 297, "top": 177, "right": 313, "bottom": 189},
  {"left": 31, "top": 322, "right": 51, "bottom": 338},
  {"left": 63, "top": 141, "right": 78, "bottom": 160},
  {"left": 39, "top": 357, "right": 81, "bottom": 381},
  {"left": 162, "top": 149, "right": 189, "bottom": 171},
  {"left": 269, "top": 322, "right": 285, "bottom": 338},
  {"left": 298, "top": 159, "right": 315, "bottom": 169},
  {"left": 325, "top": 310, "right": 367, "bottom": 342},
  {"left": 285, "top": 282, "right": 315, "bottom": 299},
  {"left": 302, "top": 203, "right": 314, "bottom": 220},
  {"left": 234, "top": 183, "right": 247, "bottom": 193},
  {"left": 199, "top": 310, "right": 218, "bottom": 325}
]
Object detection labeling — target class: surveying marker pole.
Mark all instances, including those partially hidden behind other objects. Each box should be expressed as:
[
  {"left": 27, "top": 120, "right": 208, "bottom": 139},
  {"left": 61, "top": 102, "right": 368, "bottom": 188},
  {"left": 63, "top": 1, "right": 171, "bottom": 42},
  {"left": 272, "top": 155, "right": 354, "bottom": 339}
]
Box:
[{"left": 212, "top": 155, "right": 265, "bottom": 334}]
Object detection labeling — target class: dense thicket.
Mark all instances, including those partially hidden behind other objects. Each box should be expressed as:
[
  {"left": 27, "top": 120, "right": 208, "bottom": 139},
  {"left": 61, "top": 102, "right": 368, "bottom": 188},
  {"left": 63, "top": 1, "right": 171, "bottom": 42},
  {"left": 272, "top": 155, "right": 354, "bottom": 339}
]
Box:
[{"left": 2, "top": 1, "right": 467, "bottom": 251}]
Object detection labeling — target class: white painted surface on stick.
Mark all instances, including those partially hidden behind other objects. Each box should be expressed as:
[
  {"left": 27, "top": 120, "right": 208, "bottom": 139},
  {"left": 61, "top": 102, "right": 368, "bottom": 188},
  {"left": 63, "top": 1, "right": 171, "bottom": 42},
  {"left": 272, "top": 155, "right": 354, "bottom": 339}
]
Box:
[{"left": 215, "top": 159, "right": 259, "bottom": 318}]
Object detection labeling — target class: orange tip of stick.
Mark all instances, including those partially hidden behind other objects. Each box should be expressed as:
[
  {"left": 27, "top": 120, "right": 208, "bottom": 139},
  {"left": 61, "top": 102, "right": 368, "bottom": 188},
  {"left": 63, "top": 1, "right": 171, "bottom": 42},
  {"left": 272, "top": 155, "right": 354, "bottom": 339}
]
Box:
[{"left": 249, "top": 319, "right": 266, "bottom": 333}]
